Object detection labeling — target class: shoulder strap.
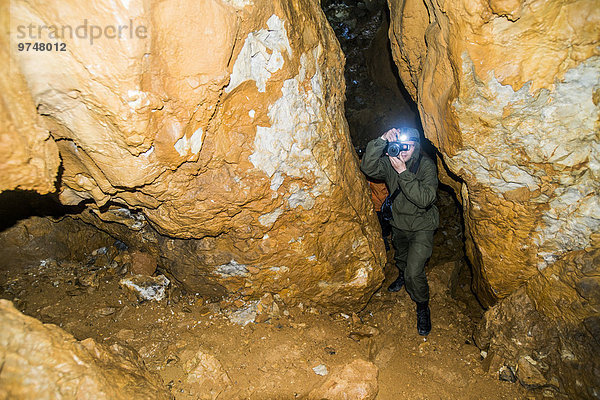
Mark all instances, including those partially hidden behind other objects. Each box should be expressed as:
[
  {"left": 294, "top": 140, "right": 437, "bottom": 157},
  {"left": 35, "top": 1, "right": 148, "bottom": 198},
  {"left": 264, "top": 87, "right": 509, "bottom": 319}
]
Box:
[
  {"left": 409, "top": 153, "right": 422, "bottom": 174},
  {"left": 388, "top": 186, "right": 401, "bottom": 202}
]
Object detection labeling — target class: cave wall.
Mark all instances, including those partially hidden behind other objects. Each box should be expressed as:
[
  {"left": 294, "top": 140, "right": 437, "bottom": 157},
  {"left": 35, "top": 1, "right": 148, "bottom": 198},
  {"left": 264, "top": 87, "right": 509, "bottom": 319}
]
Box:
[
  {"left": 0, "top": 2, "right": 59, "bottom": 194},
  {"left": 2, "top": 0, "right": 385, "bottom": 310},
  {"left": 387, "top": 0, "right": 599, "bottom": 395},
  {"left": 388, "top": 0, "right": 599, "bottom": 305}
]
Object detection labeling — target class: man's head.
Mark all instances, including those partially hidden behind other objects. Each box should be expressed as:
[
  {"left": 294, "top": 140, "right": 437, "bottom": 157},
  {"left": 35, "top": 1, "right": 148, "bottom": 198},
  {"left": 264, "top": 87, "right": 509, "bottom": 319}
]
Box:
[{"left": 395, "top": 127, "right": 420, "bottom": 162}]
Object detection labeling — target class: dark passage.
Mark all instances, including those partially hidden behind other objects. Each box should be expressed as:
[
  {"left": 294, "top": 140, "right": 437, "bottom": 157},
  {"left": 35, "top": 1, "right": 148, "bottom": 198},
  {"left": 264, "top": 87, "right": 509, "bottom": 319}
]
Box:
[{"left": 322, "top": 0, "right": 419, "bottom": 149}]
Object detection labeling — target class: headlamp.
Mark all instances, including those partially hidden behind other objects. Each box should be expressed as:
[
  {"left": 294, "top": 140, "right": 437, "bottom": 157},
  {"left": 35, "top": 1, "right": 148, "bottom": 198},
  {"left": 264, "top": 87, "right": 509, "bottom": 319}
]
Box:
[{"left": 397, "top": 127, "right": 420, "bottom": 143}]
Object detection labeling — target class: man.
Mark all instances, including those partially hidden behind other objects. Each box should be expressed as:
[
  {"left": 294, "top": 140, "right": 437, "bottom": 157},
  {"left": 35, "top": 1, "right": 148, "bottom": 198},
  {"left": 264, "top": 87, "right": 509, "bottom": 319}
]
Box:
[{"left": 360, "top": 127, "right": 439, "bottom": 336}]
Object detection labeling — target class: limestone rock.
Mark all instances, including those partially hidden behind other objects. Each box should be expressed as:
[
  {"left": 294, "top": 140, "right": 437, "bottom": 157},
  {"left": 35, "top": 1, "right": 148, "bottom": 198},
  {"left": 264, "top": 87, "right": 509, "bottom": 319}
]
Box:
[
  {"left": 223, "top": 301, "right": 258, "bottom": 326},
  {"left": 4, "top": 0, "right": 385, "bottom": 311},
  {"left": 308, "top": 359, "right": 379, "bottom": 400},
  {"left": 0, "top": 216, "right": 113, "bottom": 270},
  {"left": 0, "top": 3, "right": 59, "bottom": 194},
  {"left": 498, "top": 365, "right": 517, "bottom": 383},
  {"left": 473, "top": 286, "right": 600, "bottom": 397},
  {"left": 389, "top": 0, "right": 599, "bottom": 397},
  {"left": 0, "top": 299, "right": 171, "bottom": 400},
  {"left": 389, "top": 0, "right": 600, "bottom": 305},
  {"left": 255, "top": 292, "right": 281, "bottom": 323},
  {"left": 181, "top": 349, "right": 231, "bottom": 400},
  {"left": 120, "top": 274, "right": 170, "bottom": 302},
  {"left": 312, "top": 364, "right": 329, "bottom": 376},
  {"left": 516, "top": 356, "right": 547, "bottom": 388}
]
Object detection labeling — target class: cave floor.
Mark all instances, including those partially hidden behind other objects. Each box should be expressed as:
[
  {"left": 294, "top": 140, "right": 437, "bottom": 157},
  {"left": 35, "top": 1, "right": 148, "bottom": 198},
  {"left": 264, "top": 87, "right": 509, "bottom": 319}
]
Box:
[{"left": 0, "top": 249, "right": 532, "bottom": 399}]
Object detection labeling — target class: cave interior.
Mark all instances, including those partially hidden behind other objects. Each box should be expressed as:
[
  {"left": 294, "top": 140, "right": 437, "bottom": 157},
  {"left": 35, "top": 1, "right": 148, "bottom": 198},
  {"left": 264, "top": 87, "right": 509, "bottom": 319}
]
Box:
[{"left": 1, "top": 0, "right": 598, "bottom": 399}]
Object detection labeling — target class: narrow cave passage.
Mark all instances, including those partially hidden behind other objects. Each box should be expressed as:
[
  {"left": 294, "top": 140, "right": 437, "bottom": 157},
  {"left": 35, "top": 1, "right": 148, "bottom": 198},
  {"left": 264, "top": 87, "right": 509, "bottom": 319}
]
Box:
[{"left": 2, "top": 0, "right": 597, "bottom": 399}]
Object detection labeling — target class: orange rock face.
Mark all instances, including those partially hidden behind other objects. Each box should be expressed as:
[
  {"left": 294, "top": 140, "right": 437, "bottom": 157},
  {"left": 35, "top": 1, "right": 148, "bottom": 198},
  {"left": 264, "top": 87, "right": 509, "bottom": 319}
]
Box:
[
  {"left": 0, "top": 3, "right": 59, "bottom": 194},
  {"left": 4, "top": 0, "right": 385, "bottom": 310},
  {"left": 0, "top": 300, "right": 171, "bottom": 399},
  {"left": 388, "top": 0, "right": 599, "bottom": 304},
  {"left": 388, "top": 0, "right": 599, "bottom": 396}
]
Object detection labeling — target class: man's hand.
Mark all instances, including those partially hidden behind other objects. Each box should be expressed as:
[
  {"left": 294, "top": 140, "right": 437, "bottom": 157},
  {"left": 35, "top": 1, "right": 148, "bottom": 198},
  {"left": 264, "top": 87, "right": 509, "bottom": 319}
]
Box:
[
  {"left": 382, "top": 128, "right": 407, "bottom": 173},
  {"left": 389, "top": 155, "right": 407, "bottom": 174},
  {"left": 381, "top": 128, "right": 400, "bottom": 142}
]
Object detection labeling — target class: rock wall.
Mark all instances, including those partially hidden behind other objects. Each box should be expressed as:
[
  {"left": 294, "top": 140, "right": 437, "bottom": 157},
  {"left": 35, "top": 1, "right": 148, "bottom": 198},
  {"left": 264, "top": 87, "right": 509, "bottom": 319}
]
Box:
[
  {"left": 322, "top": 0, "right": 417, "bottom": 149},
  {"left": 0, "top": 299, "right": 171, "bottom": 399},
  {"left": 387, "top": 0, "right": 599, "bottom": 396},
  {"left": 3, "top": 0, "right": 385, "bottom": 310},
  {"left": 0, "top": 2, "right": 59, "bottom": 194}
]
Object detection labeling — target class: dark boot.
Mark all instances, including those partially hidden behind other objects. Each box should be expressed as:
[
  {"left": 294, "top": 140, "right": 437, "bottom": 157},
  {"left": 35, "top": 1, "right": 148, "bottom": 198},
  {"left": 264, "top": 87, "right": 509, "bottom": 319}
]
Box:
[
  {"left": 387, "top": 272, "right": 405, "bottom": 292},
  {"left": 416, "top": 302, "right": 431, "bottom": 336}
]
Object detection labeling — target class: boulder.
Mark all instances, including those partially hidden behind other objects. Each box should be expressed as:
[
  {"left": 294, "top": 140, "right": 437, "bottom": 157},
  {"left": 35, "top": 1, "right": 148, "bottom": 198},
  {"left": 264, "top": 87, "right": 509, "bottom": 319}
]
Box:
[
  {"left": 0, "top": 299, "right": 171, "bottom": 400},
  {"left": 3, "top": 0, "right": 385, "bottom": 311}
]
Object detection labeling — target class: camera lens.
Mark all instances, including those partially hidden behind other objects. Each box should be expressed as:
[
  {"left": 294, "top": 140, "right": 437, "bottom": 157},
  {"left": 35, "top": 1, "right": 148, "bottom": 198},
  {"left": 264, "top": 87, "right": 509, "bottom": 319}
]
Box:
[{"left": 387, "top": 143, "right": 401, "bottom": 157}]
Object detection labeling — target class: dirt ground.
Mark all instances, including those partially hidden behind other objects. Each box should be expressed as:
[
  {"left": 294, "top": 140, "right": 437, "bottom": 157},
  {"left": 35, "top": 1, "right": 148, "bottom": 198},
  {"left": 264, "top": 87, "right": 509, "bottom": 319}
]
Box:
[
  {"left": 0, "top": 244, "right": 535, "bottom": 399},
  {"left": 0, "top": 190, "right": 543, "bottom": 399}
]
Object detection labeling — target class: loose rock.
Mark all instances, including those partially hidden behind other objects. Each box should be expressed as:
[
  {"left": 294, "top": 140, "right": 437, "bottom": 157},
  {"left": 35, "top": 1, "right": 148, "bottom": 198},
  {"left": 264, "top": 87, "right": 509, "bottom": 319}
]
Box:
[
  {"left": 499, "top": 365, "right": 517, "bottom": 383},
  {"left": 313, "top": 364, "right": 329, "bottom": 376},
  {"left": 517, "top": 356, "right": 547, "bottom": 388},
  {"left": 181, "top": 349, "right": 231, "bottom": 399},
  {"left": 129, "top": 250, "right": 157, "bottom": 276},
  {"left": 308, "top": 359, "right": 379, "bottom": 400},
  {"left": 120, "top": 274, "right": 170, "bottom": 302}
]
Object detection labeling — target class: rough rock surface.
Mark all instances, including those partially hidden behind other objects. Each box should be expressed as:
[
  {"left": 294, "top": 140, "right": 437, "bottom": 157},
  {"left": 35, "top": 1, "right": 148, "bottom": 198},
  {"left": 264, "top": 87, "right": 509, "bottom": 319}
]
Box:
[
  {"left": 0, "top": 216, "right": 114, "bottom": 271},
  {"left": 388, "top": 0, "right": 599, "bottom": 397},
  {"left": 308, "top": 359, "right": 379, "bottom": 400},
  {"left": 0, "top": 299, "right": 171, "bottom": 400},
  {"left": 0, "top": 3, "right": 59, "bottom": 194},
  {"left": 4, "top": 0, "right": 385, "bottom": 310},
  {"left": 474, "top": 253, "right": 600, "bottom": 398},
  {"left": 181, "top": 349, "right": 232, "bottom": 399},
  {"left": 389, "top": 0, "right": 599, "bottom": 304},
  {"left": 129, "top": 250, "right": 158, "bottom": 276}
]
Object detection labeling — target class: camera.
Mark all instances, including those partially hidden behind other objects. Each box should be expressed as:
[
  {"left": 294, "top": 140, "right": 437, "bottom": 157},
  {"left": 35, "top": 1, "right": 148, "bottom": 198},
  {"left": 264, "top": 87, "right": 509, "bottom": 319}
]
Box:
[{"left": 386, "top": 142, "right": 410, "bottom": 157}]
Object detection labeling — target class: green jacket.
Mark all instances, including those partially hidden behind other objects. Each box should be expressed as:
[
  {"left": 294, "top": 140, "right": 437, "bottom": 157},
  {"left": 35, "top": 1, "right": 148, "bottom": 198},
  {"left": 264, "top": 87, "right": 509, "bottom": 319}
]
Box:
[{"left": 361, "top": 138, "right": 439, "bottom": 231}]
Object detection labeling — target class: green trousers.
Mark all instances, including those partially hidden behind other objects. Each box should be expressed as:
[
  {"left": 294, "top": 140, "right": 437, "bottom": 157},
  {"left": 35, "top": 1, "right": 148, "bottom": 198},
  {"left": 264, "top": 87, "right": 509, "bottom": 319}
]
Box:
[{"left": 391, "top": 227, "right": 434, "bottom": 303}]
